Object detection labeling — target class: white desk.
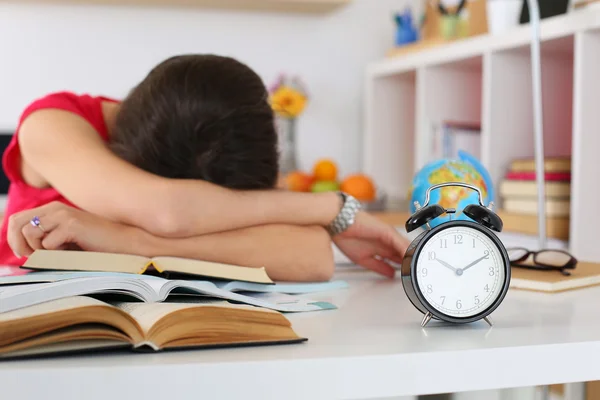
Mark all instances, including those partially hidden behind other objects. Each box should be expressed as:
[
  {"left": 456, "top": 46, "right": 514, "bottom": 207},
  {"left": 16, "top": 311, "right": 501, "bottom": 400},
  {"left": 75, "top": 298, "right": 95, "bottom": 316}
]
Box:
[{"left": 1, "top": 267, "right": 599, "bottom": 400}]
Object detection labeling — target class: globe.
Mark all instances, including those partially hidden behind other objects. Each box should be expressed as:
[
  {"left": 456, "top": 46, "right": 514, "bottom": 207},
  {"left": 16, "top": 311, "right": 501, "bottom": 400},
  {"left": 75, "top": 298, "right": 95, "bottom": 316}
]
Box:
[{"left": 408, "top": 151, "right": 494, "bottom": 229}]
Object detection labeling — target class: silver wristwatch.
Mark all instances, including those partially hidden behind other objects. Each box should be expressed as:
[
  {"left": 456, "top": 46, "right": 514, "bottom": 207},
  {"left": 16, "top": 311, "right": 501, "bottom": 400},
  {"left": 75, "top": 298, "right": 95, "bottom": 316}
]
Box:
[{"left": 327, "top": 192, "right": 362, "bottom": 236}]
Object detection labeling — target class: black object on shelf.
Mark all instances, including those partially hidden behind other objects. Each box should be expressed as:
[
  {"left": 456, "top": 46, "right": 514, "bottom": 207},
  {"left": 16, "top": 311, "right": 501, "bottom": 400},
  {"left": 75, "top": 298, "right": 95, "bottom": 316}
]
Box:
[
  {"left": 0, "top": 133, "right": 13, "bottom": 195},
  {"left": 519, "top": 0, "right": 570, "bottom": 23}
]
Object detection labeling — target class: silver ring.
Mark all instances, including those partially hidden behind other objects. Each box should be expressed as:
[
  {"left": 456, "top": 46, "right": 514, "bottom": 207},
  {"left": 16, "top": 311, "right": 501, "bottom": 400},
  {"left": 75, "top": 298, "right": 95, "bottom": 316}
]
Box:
[{"left": 30, "top": 216, "right": 45, "bottom": 232}]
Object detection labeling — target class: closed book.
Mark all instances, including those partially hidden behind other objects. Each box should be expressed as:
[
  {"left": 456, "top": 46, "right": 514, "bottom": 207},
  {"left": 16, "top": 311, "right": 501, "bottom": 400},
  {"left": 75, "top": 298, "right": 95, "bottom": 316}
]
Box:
[
  {"left": 502, "top": 198, "right": 570, "bottom": 217},
  {"left": 511, "top": 261, "right": 600, "bottom": 292},
  {"left": 499, "top": 180, "right": 571, "bottom": 198},
  {"left": 509, "top": 157, "right": 571, "bottom": 172},
  {"left": 0, "top": 296, "right": 305, "bottom": 360},
  {"left": 504, "top": 171, "right": 571, "bottom": 182},
  {"left": 21, "top": 249, "right": 272, "bottom": 284},
  {"left": 495, "top": 210, "right": 570, "bottom": 240}
]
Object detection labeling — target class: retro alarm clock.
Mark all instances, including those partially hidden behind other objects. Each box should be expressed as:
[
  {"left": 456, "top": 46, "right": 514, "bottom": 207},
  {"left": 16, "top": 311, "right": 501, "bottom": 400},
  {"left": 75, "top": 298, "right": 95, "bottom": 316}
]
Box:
[{"left": 401, "top": 182, "right": 511, "bottom": 328}]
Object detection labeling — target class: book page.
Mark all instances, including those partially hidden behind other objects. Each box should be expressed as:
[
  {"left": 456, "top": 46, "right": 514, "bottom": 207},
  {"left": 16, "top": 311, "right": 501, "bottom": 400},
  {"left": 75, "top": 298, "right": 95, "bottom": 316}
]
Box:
[
  {"left": 217, "top": 280, "right": 349, "bottom": 293},
  {"left": 23, "top": 250, "right": 150, "bottom": 274},
  {"left": 114, "top": 300, "right": 230, "bottom": 334},
  {"left": 0, "top": 296, "right": 105, "bottom": 322},
  {"left": 0, "top": 277, "right": 159, "bottom": 314},
  {"left": 152, "top": 256, "right": 273, "bottom": 284}
]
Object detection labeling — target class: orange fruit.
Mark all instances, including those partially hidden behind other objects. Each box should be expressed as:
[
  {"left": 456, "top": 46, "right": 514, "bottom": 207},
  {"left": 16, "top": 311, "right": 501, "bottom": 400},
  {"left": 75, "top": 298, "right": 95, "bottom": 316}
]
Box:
[
  {"left": 341, "top": 174, "right": 376, "bottom": 201},
  {"left": 285, "top": 171, "right": 314, "bottom": 192},
  {"left": 313, "top": 159, "right": 337, "bottom": 181}
]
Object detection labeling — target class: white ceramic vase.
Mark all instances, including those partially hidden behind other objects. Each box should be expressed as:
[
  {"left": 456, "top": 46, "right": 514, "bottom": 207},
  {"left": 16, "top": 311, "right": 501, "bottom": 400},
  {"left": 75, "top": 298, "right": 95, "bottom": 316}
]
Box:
[{"left": 487, "top": 0, "right": 523, "bottom": 35}]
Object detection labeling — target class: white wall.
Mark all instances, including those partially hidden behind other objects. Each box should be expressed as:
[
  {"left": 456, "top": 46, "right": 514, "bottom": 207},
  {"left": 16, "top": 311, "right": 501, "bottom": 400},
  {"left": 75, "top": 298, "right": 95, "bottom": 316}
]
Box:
[{"left": 0, "top": 0, "right": 412, "bottom": 176}]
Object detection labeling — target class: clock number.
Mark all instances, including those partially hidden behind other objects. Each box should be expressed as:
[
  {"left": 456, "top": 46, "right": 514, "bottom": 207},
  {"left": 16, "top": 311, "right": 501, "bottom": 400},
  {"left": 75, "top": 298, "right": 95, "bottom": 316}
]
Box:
[
  {"left": 456, "top": 299, "right": 462, "bottom": 309},
  {"left": 427, "top": 284, "right": 433, "bottom": 294},
  {"left": 484, "top": 250, "right": 490, "bottom": 259},
  {"left": 440, "top": 296, "right": 446, "bottom": 305},
  {"left": 428, "top": 251, "right": 436, "bottom": 260},
  {"left": 421, "top": 268, "right": 428, "bottom": 278},
  {"left": 454, "top": 234, "right": 463, "bottom": 244},
  {"left": 489, "top": 267, "right": 495, "bottom": 276},
  {"left": 440, "top": 239, "right": 448, "bottom": 248},
  {"left": 474, "top": 295, "right": 480, "bottom": 305},
  {"left": 484, "top": 284, "right": 490, "bottom": 292},
  {"left": 472, "top": 238, "right": 476, "bottom": 248}
]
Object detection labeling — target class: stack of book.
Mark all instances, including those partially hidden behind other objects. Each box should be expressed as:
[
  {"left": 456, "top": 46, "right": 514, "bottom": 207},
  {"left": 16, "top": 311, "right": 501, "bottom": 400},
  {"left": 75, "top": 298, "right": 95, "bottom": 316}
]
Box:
[
  {"left": 498, "top": 157, "right": 571, "bottom": 239},
  {"left": 0, "top": 250, "right": 344, "bottom": 360}
]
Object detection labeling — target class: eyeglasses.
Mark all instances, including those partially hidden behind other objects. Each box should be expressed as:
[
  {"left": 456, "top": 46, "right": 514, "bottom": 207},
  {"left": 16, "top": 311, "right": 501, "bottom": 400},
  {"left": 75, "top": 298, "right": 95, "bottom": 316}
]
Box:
[{"left": 507, "top": 247, "right": 577, "bottom": 276}]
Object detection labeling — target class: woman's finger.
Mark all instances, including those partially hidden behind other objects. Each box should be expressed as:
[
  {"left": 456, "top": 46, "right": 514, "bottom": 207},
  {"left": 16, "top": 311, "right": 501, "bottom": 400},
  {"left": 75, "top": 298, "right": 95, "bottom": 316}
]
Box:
[
  {"left": 21, "top": 216, "right": 60, "bottom": 254},
  {"left": 8, "top": 212, "right": 41, "bottom": 258},
  {"left": 6, "top": 202, "right": 67, "bottom": 257},
  {"left": 41, "top": 225, "right": 72, "bottom": 251},
  {"left": 366, "top": 238, "right": 405, "bottom": 266},
  {"left": 358, "top": 257, "right": 396, "bottom": 278}
]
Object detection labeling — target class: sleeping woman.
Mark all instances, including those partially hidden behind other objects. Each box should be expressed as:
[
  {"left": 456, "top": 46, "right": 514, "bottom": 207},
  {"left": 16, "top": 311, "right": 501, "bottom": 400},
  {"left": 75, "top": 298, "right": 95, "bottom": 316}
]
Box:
[{"left": 1, "top": 54, "right": 408, "bottom": 281}]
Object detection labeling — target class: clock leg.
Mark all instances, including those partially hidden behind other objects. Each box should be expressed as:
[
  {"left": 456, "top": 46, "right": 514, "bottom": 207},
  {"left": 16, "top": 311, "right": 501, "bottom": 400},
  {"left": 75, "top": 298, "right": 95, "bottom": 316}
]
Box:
[
  {"left": 484, "top": 316, "right": 493, "bottom": 327},
  {"left": 421, "top": 312, "right": 433, "bottom": 327}
]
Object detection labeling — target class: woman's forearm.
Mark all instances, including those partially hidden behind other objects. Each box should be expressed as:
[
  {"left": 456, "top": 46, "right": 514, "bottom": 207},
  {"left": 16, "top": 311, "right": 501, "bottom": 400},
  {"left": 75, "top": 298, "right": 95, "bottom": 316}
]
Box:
[
  {"left": 155, "top": 180, "right": 342, "bottom": 238},
  {"left": 132, "top": 223, "right": 335, "bottom": 282}
]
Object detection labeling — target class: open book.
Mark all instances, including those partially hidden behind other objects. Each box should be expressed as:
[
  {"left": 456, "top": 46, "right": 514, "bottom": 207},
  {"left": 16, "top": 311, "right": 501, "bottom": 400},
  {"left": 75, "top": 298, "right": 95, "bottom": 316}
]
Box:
[
  {"left": 0, "top": 296, "right": 305, "bottom": 359},
  {"left": 0, "top": 272, "right": 342, "bottom": 314},
  {"left": 22, "top": 250, "right": 272, "bottom": 283}
]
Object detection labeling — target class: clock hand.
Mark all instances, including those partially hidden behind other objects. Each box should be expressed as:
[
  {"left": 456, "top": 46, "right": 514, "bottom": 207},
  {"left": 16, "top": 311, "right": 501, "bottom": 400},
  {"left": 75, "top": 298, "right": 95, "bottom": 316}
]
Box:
[
  {"left": 461, "top": 254, "right": 489, "bottom": 272},
  {"left": 435, "top": 258, "right": 458, "bottom": 273}
]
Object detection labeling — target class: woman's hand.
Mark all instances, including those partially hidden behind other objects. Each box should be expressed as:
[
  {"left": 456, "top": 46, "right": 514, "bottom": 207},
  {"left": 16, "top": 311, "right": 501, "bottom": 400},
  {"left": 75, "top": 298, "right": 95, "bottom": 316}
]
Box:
[
  {"left": 7, "top": 202, "right": 137, "bottom": 258},
  {"left": 332, "top": 211, "right": 409, "bottom": 278}
]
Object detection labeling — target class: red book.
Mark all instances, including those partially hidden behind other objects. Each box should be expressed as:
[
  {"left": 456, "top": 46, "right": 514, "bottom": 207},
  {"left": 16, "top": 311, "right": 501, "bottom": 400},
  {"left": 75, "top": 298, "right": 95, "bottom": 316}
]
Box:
[{"left": 505, "top": 171, "right": 571, "bottom": 182}]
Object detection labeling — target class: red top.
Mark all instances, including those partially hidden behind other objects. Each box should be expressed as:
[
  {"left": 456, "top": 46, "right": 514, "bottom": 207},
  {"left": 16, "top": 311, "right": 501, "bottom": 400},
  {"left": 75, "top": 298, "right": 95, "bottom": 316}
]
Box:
[{"left": 0, "top": 92, "right": 118, "bottom": 274}]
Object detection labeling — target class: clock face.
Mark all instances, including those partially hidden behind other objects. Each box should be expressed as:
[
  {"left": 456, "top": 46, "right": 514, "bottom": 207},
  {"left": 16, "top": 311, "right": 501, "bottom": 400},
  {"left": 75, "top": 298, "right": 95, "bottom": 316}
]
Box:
[{"left": 415, "top": 225, "right": 506, "bottom": 318}]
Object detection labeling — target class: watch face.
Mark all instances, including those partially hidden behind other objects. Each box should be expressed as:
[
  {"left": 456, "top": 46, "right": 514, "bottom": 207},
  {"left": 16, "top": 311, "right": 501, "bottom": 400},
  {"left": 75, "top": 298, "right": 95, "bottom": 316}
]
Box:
[{"left": 414, "top": 224, "right": 507, "bottom": 319}]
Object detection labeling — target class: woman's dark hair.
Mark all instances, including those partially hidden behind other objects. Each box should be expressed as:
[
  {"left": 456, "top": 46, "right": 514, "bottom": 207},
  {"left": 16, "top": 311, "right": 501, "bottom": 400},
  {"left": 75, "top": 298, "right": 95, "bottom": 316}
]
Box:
[{"left": 109, "top": 54, "right": 279, "bottom": 190}]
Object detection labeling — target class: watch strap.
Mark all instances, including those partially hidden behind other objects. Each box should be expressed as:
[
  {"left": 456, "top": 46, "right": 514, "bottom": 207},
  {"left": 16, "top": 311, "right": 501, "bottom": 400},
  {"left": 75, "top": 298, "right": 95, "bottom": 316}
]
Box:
[{"left": 327, "top": 192, "right": 362, "bottom": 236}]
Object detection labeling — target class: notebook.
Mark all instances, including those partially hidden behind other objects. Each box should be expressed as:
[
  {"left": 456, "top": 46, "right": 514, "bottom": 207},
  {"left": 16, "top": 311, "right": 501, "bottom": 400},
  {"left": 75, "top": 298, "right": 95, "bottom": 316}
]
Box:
[
  {"left": 510, "top": 261, "right": 600, "bottom": 293},
  {"left": 0, "top": 296, "right": 305, "bottom": 360},
  {"left": 21, "top": 250, "right": 272, "bottom": 284}
]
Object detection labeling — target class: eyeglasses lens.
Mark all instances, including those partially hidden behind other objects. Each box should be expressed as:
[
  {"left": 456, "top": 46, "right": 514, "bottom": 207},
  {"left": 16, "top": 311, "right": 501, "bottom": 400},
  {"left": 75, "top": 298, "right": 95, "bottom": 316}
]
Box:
[
  {"left": 508, "top": 248, "right": 529, "bottom": 262},
  {"left": 536, "top": 250, "right": 572, "bottom": 267}
]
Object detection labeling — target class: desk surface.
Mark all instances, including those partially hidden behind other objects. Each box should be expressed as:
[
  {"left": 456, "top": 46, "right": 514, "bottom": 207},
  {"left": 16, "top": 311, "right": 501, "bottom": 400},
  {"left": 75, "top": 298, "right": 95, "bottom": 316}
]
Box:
[{"left": 2, "top": 266, "right": 600, "bottom": 399}]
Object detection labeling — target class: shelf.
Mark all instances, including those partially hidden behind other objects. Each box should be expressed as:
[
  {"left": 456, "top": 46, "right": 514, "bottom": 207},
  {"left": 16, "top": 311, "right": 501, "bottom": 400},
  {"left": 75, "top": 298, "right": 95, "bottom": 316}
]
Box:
[
  {"left": 363, "top": 8, "right": 600, "bottom": 262},
  {"left": 368, "top": 8, "right": 600, "bottom": 77},
  {"left": 14, "top": 0, "right": 350, "bottom": 13},
  {"left": 372, "top": 211, "right": 570, "bottom": 241}
]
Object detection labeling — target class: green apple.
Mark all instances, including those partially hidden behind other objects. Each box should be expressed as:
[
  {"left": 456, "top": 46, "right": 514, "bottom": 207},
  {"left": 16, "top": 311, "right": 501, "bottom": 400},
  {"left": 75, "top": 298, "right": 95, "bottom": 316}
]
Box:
[{"left": 311, "top": 180, "right": 340, "bottom": 192}]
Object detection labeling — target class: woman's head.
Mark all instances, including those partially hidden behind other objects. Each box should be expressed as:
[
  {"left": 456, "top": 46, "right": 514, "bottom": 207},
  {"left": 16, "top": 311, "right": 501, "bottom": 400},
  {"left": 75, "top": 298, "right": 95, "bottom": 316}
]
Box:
[{"left": 110, "top": 54, "right": 279, "bottom": 190}]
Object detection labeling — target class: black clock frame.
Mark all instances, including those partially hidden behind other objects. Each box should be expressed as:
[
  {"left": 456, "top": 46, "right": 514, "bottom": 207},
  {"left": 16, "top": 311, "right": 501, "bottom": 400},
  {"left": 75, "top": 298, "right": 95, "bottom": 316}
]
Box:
[{"left": 401, "top": 220, "right": 511, "bottom": 325}]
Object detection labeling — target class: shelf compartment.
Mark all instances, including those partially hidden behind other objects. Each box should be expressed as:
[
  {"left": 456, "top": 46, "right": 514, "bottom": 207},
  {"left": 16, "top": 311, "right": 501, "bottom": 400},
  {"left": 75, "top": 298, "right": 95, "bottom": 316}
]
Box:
[
  {"left": 483, "top": 35, "right": 575, "bottom": 208},
  {"left": 363, "top": 71, "right": 416, "bottom": 206},
  {"left": 416, "top": 56, "right": 484, "bottom": 171}
]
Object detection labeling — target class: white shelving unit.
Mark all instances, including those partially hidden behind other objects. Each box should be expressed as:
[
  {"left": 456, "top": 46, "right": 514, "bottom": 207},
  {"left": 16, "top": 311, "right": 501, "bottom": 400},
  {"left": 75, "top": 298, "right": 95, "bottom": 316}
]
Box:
[{"left": 363, "top": 9, "right": 600, "bottom": 262}]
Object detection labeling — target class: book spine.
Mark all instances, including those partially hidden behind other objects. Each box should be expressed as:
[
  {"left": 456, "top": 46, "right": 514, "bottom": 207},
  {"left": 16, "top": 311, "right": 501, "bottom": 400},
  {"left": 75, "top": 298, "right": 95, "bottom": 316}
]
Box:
[{"left": 505, "top": 171, "right": 571, "bottom": 182}]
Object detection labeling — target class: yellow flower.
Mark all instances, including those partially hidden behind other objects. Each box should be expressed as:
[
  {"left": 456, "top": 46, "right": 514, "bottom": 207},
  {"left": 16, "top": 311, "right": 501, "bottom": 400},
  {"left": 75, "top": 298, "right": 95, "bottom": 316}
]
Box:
[{"left": 270, "top": 86, "right": 307, "bottom": 118}]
